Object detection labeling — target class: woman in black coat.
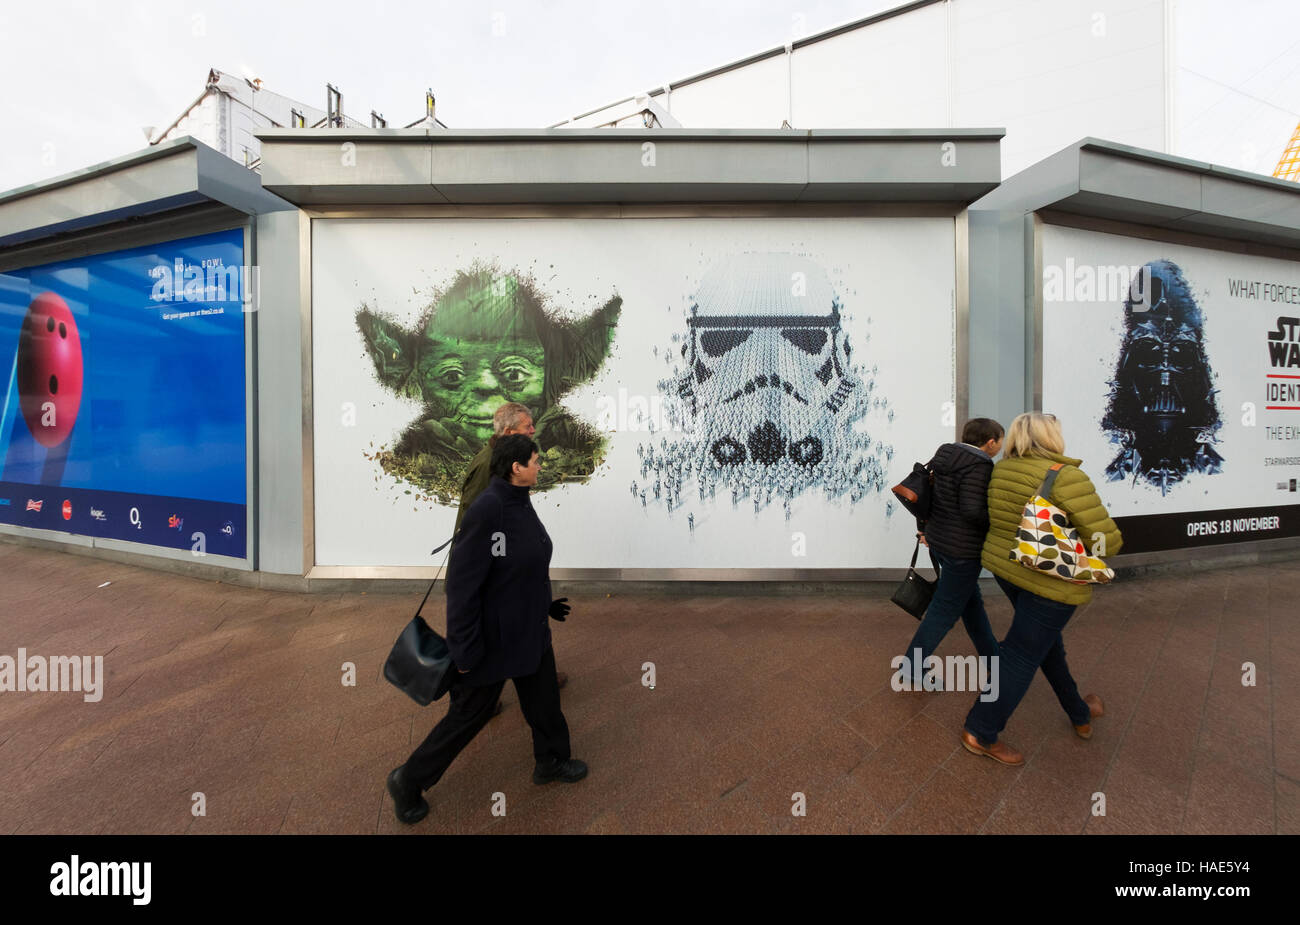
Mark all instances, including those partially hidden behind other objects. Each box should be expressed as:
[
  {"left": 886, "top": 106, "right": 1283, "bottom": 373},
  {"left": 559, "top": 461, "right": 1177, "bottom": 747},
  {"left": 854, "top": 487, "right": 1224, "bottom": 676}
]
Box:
[
  {"left": 896, "top": 418, "right": 1004, "bottom": 688},
  {"left": 386, "top": 435, "right": 586, "bottom": 825}
]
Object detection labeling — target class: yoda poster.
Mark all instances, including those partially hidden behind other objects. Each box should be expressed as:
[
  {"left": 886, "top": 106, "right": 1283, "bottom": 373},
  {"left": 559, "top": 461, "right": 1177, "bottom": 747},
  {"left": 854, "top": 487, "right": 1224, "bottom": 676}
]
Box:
[
  {"left": 311, "top": 218, "right": 956, "bottom": 569},
  {"left": 356, "top": 267, "right": 621, "bottom": 502}
]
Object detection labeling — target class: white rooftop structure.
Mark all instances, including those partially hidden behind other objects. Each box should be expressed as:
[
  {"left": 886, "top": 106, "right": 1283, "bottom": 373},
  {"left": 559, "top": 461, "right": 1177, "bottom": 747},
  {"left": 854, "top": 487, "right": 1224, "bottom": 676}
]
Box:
[{"left": 150, "top": 69, "right": 449, "bottom": 169}]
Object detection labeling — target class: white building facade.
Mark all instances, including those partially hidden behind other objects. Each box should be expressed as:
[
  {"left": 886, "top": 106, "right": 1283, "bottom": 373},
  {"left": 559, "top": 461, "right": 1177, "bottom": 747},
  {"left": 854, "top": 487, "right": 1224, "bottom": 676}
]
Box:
[{"left": 557, "top": 0, "right": 1292, "bottom": 180}]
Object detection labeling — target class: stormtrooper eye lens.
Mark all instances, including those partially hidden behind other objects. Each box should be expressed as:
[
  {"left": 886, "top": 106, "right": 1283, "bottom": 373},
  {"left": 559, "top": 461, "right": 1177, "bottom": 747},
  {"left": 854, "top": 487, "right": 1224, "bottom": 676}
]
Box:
[
  {"left": 781, "top": 329, "right": 827, "bottom": 354},
  {"left": 700, "top": 329, "right": 752, "bottom": 357},
  {"left": 710, "top": 436, "right": 746, "bottom": 465}
]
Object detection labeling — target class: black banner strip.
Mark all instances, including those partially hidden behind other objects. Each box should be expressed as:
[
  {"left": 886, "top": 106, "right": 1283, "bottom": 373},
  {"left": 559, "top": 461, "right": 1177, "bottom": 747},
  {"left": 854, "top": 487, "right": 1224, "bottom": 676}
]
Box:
[{"left": 1114, "top": 503, "right": 1300, "bottom": 555}]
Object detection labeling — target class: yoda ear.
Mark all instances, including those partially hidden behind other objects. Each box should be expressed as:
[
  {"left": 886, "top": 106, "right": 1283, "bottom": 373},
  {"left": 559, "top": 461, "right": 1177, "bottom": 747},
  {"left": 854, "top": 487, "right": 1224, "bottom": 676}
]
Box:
[
  {"left": 548, "top": 295, "right": 622, "bottom": 396},
  {"left": 356, "top": 307, "right": 416, "bottom": 393}
]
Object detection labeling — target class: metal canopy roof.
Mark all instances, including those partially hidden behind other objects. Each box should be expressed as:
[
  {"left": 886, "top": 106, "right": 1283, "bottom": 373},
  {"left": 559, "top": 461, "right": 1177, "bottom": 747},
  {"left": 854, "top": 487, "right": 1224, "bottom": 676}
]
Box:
[
  {"left": 0, "top": 137, "right": 293, "bottom": 250},
  {"left": 253, "top": 127, "right": 1005, "bottom": 206},
  {"left": 972, "top": 138, "right": 1300, "bottom": 249}
]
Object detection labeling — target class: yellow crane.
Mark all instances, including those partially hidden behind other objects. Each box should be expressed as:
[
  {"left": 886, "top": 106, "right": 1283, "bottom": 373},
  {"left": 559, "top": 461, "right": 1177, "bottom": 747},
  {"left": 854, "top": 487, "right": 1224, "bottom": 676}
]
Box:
[{"left": 1275, "top": 122, "right": 1300, "bottom": 180}]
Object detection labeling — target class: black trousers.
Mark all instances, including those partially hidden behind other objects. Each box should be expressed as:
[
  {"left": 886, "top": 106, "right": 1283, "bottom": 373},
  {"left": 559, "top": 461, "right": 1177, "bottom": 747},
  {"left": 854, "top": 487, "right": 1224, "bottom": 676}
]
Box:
[{"left": 404, "top": 644, "right": 570, "bottom": 792}]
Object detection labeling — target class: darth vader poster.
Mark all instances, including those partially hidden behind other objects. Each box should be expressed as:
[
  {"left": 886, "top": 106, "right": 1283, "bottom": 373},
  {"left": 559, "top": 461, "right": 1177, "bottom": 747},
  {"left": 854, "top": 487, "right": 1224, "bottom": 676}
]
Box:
[
  {"left": 1100, "top": 259, "right": 1225, "bottom": 496},
  {"left": 1041, "top": 224, "right": 1300, "bottom": 551}
]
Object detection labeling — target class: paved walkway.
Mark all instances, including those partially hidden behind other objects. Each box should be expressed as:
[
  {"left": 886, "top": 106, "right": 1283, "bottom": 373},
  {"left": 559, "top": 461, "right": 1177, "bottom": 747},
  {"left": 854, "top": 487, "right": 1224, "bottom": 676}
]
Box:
[{"left": 0, "top": 540, "right": 1295, "bottom": 834}]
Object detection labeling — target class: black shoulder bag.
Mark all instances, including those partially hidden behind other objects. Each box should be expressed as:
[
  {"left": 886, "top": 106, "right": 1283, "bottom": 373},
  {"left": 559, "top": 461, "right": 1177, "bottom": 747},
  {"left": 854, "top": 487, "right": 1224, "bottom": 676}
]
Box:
[
  {"left": 383, "top": 536, "right": 457, "bottom": 706},
  {"left": 890, "top": 536, "right": 940, "bottom": 621}
]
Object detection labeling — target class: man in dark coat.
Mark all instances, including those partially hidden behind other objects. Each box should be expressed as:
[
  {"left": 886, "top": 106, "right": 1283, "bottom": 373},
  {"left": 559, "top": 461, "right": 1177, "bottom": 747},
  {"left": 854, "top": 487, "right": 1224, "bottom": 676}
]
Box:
[
  {"left": 454, "top": 402, "right": 535, "bottom": 538},
  {"left": 897, "top": 417, "right": 1004, "bottom": 688},
  {"left": 387, "top": 436, "right": 586, "bottom": 825},
  {"left": 455, "top": 402, "right": 568, "bottom": 705}
]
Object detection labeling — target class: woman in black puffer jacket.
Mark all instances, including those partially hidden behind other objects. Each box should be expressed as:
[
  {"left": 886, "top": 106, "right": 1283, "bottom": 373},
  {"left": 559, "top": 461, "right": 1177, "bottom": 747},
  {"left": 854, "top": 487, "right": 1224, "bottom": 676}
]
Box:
[{"left": 897, "top": 418, "right": 1004, "bottom": 686}]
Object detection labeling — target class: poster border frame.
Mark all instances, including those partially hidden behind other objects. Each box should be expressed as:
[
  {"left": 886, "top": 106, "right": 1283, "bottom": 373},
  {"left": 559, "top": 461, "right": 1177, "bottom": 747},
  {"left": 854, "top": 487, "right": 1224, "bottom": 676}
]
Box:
[
  {"left": 1031, "top": 208, "right": 1300, "bottom": 564},
  {"left": 0, "top": 209, "right": 256, "bottom": 569},
  {"left": 301, "top": 202, "right": 968, "bottom": 580}
]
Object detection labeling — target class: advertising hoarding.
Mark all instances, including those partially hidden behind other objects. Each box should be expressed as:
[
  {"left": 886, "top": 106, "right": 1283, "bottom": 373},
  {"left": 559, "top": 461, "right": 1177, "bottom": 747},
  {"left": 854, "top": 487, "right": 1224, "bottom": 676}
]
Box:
[
  {"left": 312, "top": 217, "right": 957, "bottom": 569},
  {"left": 0, "top": 229, "right": 249, "bottom": 557},
  {"left": 1041, "top": 223, "right": 1300, "bottom": 553}
]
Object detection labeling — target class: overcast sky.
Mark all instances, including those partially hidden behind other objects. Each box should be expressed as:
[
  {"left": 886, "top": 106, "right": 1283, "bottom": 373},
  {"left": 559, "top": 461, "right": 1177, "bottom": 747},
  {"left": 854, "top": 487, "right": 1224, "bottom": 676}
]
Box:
[{"left": 2, "top": 0, "right": 1300, "bottom": 191}]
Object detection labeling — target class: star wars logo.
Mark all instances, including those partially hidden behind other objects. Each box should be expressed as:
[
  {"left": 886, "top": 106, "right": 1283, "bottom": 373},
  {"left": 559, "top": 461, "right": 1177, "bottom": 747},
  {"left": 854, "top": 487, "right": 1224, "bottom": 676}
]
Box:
[{"left": 1267, "top": 316, "right": 1300, "bottom": 368}]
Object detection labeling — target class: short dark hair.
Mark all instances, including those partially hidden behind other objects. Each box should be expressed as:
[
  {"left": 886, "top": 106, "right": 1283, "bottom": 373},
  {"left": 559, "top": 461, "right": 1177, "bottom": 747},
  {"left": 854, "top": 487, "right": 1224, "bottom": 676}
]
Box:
[
  {"left": 962, "top": 417, "right": 1004, "bottom": 447},
  {"left": 490, "top": 434, "right": 539, "bottom": 480}
]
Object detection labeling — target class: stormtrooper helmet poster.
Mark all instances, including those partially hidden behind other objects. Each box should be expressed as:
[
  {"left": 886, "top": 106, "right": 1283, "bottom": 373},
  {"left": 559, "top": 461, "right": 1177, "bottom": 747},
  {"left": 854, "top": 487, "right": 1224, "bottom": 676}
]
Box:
[{"left": 634, "top": 253, "right": 891, "bottom": 521}]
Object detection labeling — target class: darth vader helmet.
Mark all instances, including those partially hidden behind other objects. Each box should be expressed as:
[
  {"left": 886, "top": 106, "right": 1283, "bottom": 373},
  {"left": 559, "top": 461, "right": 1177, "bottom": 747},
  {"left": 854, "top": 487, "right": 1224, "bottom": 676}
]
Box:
[{"left": 1102, "top": 259, "right": 1222, "bottom": 493}]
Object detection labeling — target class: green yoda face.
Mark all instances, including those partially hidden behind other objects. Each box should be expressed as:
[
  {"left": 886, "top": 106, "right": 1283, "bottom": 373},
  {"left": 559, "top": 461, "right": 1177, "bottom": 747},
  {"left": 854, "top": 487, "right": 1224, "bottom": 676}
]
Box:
[
  {"left": 417, "top": 338, "right": 543, "bottom": 442},
  {"left": 356, "top": 267, "right": 622, "bottom": 501},
  {"left": 413, "top": 276, "right": 546, "bottom": 443}
]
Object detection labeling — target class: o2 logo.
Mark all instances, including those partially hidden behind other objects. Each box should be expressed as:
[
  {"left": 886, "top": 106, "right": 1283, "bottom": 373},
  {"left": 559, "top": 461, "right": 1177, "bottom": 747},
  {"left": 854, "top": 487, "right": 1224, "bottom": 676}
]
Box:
[{"left": 220, "top": 521, "right": 235, "bottom": 538}]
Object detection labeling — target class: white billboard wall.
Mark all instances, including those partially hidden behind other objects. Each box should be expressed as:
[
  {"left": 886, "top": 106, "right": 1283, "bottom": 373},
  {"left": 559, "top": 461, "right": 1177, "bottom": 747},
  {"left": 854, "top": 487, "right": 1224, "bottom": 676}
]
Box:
[
  {"left": 311, "top": 217, "right": 957, "bottom": 569},
  {"left": 1041, "top": 223, "right": 1300, "bottom": 553}
]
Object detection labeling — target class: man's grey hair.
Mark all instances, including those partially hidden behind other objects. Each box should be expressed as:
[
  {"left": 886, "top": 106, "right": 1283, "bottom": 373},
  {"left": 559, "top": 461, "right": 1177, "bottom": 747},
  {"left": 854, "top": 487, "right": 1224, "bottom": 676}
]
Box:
[{"left": 493, "top": 402, "right": 533, "bottom": 435}]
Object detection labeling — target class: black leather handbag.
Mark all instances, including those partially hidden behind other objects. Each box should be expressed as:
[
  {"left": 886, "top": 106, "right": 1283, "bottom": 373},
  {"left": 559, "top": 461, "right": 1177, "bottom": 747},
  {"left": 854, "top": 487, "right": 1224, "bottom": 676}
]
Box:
[
  {"left": 890, "top": 536, "right": 940, "bottom": 621},
  {"left": 383, "top": 538, "right": 457, "bottom": 706}
]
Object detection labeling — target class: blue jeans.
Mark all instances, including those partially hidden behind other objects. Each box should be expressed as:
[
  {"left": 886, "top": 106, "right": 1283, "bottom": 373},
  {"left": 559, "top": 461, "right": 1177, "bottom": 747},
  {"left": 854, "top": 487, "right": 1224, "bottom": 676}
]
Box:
[
  {"left": 964, "top": 576, "right": 1091, "bottom": 745},
  {"left": 900, "top": 551, "right": 999, "bottom": 682}
]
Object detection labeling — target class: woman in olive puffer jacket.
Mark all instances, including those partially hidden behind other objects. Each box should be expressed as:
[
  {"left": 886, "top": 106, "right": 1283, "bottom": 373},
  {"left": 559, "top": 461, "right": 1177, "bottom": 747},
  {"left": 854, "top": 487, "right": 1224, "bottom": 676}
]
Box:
[{"left": 961, "top": 412, "right": 1123, "bottom": 767}]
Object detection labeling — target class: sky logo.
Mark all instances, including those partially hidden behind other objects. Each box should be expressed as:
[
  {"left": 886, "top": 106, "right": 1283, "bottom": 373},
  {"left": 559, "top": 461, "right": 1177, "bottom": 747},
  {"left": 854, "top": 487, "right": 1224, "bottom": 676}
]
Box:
[{"left": 168, "top": 514, "right": 183, "bottom": 530}]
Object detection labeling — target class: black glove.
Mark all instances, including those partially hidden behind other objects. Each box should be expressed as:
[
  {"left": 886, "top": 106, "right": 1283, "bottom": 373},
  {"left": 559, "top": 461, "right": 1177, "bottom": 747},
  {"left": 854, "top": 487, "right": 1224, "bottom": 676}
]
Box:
[{"left": 549, "top": 598, "right": 570, "bottom": 622}]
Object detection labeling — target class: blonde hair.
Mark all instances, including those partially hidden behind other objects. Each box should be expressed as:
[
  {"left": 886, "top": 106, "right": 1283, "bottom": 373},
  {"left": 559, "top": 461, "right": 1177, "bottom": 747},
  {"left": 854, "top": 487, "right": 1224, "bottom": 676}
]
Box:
[{"left": 1003, "top": 412, "right": 1065, "bottom": 458}]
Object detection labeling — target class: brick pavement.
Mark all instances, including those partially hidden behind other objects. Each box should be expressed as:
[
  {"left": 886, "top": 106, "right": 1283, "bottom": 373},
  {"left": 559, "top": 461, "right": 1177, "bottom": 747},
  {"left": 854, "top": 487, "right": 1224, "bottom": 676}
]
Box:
[{"left": 0, "top": 540, "right": 1296, "bottom": 835}]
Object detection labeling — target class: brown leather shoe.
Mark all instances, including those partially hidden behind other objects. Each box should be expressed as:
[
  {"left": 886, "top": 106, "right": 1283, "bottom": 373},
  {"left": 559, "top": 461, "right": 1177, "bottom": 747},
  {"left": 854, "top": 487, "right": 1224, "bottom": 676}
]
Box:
[
  {"left": 961, "top": 730, "right": 1025, "bottom": 766},
  {"left": 1074, "top": 693, "right": 1104, "bottom": 739},
  {"left": 556, "top": 671, "right": 569, "bottom": 690}
]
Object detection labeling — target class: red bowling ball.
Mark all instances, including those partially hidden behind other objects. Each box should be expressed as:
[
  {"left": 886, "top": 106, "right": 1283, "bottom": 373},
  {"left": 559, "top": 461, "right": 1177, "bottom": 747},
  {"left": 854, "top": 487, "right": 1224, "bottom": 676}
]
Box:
[{"left": 17, "top": 292, "right": 83, "bottom": 448}]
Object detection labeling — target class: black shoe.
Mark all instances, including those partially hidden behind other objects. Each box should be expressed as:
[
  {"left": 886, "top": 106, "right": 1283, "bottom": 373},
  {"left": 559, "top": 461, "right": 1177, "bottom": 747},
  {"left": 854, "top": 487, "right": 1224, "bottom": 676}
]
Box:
[
  {"left": 387, "top": 765, "right": 429, "bottom": 825},
  {"left": 532, "top": 757, "right": 588, "bottom": 785}
]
